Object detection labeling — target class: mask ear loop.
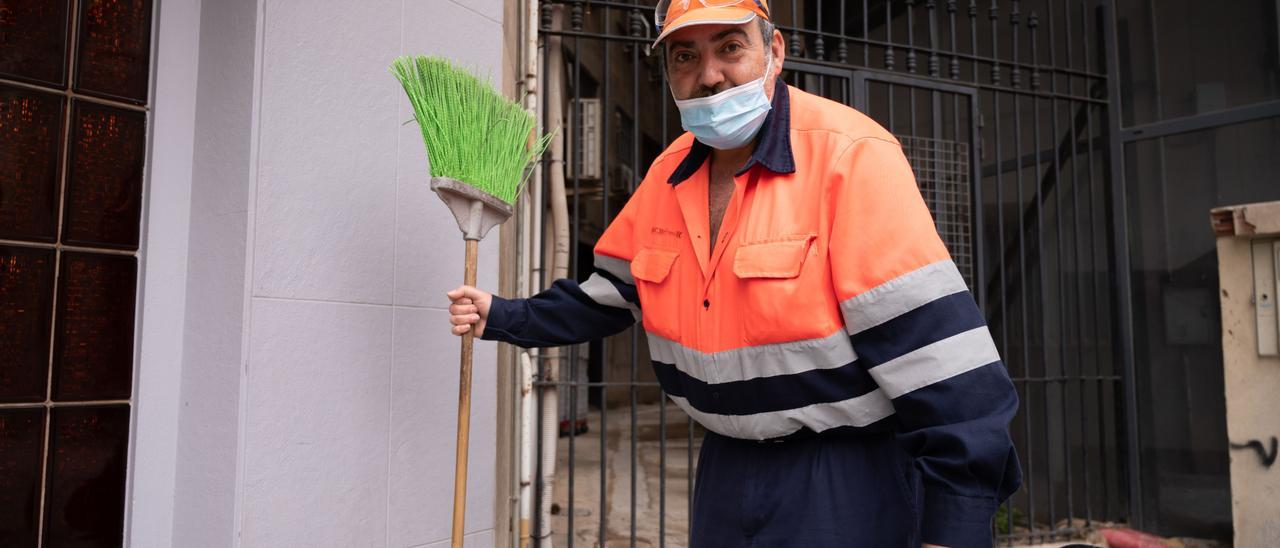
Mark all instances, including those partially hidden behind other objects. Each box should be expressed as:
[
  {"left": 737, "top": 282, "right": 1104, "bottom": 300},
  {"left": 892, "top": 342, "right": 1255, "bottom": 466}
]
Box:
[{"left": 762, "top": 48, "right": 774, "bottom": 88}]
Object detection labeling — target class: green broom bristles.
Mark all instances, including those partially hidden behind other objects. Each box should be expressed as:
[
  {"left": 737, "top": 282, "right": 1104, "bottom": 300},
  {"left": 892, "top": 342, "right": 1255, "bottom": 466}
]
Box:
[{"left": 390, "top": 55, "right": 552, "bottom": 205}]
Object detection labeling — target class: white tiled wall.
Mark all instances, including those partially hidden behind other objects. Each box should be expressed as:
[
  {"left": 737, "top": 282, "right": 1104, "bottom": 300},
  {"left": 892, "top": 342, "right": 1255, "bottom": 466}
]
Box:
[
  {"left": 239, "top": 1, "right": 505, "bottom": 545},
  {"left": 252, "top": 0, "right": 401, "bottom": 305},
  {"left": 242, "top": 299, "right": 393, "bottom": 546},
  {"left": 388, "top": 308, "right": 497, "bottom": 547}
]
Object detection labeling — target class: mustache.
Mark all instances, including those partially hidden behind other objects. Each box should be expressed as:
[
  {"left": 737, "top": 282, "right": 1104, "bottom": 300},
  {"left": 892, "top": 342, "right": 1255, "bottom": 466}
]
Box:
[{"left": 688, "top": 84, "right": 730, "bottom": 99}]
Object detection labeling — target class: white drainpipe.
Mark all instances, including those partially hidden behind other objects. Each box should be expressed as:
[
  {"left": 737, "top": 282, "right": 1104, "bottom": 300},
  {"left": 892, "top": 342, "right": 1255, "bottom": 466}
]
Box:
[
  {"left": 518, "top": 0, "right": 540, "bottom": 546},
  {"left": 518, "top": 351, "right": 536, "bottom": 548},
  {"left": 537, "top": 4, "right": 572, "bottom": 547},
  {"left": 517, "top": 1, "right": 569, "bottom": 546}
]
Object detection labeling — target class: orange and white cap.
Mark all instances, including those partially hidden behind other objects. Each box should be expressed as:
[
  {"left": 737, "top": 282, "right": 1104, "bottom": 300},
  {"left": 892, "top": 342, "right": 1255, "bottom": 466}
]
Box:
[{"left": 653, "top": 0, "right": 772, "bottom": 48}]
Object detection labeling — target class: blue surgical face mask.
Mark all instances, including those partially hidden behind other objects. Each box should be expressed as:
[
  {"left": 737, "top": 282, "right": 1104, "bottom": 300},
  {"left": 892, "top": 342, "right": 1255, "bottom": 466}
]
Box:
[{"left": 673, "top": 54, "right": 774, "bottom": 150}]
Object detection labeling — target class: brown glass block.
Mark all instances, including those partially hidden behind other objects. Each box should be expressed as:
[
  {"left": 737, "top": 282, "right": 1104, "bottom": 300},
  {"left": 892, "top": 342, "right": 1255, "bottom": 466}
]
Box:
[
  {"left": 44, "top": 405, "right": 128, "bottom": 548},
  {"left": 0, "top": 247, "right": 55, "bottom": 403},
  {"left": 0, "top": 408, "right": 45, "bottom": 548},
  {"left": 62, "top": 101, "right": 144, "bottom": 249},
  {"left": 73, "top": 0, "right": 153, "bottom": 104},
  {"left": 0, "top": 0, "right": 71, "bottom": 86},
  {"left": 52, "top": 252, "right": 136, "bottom": 401},
  {"left": 0, "top": 86, "right": 65, "bottom": 242}
]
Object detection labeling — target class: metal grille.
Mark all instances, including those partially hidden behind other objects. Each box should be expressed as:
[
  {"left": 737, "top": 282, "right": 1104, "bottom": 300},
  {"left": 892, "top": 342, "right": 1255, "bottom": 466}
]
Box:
[{"left": 901, "top": 135, "right": 974, "bottom": 288}]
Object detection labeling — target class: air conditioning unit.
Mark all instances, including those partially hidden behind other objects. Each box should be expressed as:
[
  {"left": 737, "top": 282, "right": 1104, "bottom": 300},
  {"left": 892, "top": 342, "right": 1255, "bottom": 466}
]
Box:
[{"left": 568, "top": 98, "right": 602, "bottom": 180}]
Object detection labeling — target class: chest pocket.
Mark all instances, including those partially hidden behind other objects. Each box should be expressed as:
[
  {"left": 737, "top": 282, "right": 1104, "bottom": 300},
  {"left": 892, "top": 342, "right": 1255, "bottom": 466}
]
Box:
[
  {"left": 631, "top": 247, "right": 681, "bottom": 337},
  {"left": 732, "top": 234, "right": 815, "bottom": 278},
  {"left": 732, "top": 233, "right": 823, "bottom": 344}
]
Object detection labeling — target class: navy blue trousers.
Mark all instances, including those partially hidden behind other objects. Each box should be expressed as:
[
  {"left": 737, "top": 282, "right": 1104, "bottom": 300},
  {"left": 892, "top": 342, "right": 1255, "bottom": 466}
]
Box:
[{"left": 690, "top": 430, "right": 923, "bottom": 547}]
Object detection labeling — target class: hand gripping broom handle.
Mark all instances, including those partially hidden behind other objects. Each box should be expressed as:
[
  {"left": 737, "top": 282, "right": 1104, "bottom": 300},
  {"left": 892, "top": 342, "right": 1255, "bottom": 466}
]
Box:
[
  {"left": 427, "top": 177, "right": 516, "bottom": 548},
  {"left": 452, "top": 237, "right": 478, "bottom": 548},
  {"left": 453, "top": 199, "right": 484, "bottom": 548},
  {"left": 427, "top": 174, "right": 515, "bottom": 548}
]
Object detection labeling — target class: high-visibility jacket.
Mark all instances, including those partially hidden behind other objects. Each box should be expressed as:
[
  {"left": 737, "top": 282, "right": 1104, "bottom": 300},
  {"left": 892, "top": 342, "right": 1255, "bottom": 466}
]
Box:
[{"left": 481, "top": 79, "right": 1021, "bottom": 547}]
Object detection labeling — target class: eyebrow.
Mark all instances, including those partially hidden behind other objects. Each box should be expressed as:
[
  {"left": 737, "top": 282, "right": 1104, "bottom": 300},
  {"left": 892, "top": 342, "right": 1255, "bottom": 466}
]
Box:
[
  {"left": 667, "top": 27, "right": 751, "bottom": 51},
  {"left": 710, "top": 27, "right": 750, "bottom": 43}
]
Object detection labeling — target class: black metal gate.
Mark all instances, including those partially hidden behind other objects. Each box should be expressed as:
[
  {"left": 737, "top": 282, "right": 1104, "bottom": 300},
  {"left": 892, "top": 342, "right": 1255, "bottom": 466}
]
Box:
[{"left": 533, "top": 1, "right": 1135, "bottom": 545}]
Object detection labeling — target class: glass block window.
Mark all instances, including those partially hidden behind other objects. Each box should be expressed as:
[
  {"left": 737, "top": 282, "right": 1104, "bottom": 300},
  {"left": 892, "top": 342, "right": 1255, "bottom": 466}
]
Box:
[{"left": 0, "top": 0, "right": 153, "bottom": 545}]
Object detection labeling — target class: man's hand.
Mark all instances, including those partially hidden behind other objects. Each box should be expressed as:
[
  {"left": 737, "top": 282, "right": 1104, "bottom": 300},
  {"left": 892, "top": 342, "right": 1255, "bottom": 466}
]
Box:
[
  {"left": 446, "top": 285, "right": 493, "bottom": 337},
  {"left": 922, "top": 544, "right": 948, "bottom": 548}
]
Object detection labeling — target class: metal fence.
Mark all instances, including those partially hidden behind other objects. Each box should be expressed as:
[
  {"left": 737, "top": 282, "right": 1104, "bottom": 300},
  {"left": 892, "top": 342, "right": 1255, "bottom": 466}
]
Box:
[
  {"left": 902, "top": 136, "right": 975, "bottom": 288},
  {"left": 530, "top": 1, "right": 1135, "bottom": 545}
]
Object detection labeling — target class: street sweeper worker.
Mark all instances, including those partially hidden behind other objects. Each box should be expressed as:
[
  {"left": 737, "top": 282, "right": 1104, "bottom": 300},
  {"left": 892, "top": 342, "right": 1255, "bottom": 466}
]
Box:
[{"left": 447, "top": 1, "right": 1021, "bottom": 546}]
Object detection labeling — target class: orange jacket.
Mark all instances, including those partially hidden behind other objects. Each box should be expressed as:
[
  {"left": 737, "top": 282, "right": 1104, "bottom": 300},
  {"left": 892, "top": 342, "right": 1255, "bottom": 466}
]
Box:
[{"left": 483, "top": 79, "right": 1021, "bottom": 547}]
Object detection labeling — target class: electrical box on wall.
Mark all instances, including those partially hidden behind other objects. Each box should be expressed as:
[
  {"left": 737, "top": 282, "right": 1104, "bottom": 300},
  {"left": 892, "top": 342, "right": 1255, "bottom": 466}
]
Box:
[
  {"left": 1213, "top": 202, "right": 1280, "bottom": 358},
  {"left": 1251, "top": 239, "right": 1280, "bottom": 356},
  {"left": 568, "top": 98, "right": 601, "bottom": 180}
]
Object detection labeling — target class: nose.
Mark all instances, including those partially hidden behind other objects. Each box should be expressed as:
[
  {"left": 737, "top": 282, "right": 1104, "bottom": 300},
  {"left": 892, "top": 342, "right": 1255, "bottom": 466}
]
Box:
[{"left": 697, "top": 58, "right": 727, "bottom": 93}]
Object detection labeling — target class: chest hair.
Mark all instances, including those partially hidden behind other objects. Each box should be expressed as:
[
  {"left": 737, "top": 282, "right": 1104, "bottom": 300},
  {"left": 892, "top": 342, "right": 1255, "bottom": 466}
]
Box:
[{"left": 708, "top": 165, "right": 736, "bottom": 254}]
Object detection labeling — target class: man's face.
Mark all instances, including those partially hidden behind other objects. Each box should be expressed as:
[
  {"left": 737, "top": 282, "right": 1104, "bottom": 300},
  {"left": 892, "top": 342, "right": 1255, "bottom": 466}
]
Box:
[{"left": 664, "top": 21, "right": 782, "bottom": 101}]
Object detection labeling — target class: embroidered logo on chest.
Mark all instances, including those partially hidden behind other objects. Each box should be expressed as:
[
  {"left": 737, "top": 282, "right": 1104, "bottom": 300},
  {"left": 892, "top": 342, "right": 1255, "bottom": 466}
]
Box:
[{"left": 651, "top": 227, "right": 684, "bottom": 238}]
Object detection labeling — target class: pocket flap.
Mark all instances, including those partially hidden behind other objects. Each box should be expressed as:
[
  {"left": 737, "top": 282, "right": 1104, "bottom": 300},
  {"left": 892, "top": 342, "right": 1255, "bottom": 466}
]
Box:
[
  {"left": 631, "top": 247, "right": 680, "bottom": 283},
  {"left": 733, "top": 234, "right": 816, "bottom": 279}
]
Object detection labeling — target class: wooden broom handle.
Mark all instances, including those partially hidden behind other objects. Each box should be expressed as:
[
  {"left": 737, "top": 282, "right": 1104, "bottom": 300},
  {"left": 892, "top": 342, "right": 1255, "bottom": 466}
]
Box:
[{"left": 452, "top": 238, "right": 479, "bottom": 548}]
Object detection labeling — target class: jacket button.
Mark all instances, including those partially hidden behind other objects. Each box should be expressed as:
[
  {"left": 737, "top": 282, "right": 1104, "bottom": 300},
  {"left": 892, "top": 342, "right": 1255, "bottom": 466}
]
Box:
[{"left": 703, "top": 299, "right": 710, "bottom": 309}]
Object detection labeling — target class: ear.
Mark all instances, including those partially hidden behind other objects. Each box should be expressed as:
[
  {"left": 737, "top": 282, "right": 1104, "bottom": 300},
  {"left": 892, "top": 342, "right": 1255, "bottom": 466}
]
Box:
[{"left": 769, "top": 27, "right": 785, "bottom": 80}]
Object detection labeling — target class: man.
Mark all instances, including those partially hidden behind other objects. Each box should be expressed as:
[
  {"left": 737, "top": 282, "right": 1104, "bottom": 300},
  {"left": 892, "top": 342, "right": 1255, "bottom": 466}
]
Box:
[{"left": 447, "top": 1, "right": 1021, "bottom": 546}]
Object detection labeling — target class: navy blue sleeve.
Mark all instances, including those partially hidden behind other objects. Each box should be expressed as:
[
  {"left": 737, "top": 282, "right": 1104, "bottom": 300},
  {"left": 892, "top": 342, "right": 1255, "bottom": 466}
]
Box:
[
  {"left": 479, "top": 271, "right": 640, "bottom": 348},
  {"left": 841, "top": 261, "right": 1022, "bottom": 548},
  {"left": 830, "top": 138, "right": 1021, "bottom": 547}
]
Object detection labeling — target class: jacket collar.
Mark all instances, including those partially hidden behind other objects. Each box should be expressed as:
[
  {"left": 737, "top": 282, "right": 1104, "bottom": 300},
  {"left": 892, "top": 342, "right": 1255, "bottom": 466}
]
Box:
[{"left": 667, "top": 77, "right": 797, "bottom": 186}]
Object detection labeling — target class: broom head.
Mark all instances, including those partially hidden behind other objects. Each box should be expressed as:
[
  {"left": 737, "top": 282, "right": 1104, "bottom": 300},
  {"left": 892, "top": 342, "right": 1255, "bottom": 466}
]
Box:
[
  {"left": 389, "top": 55, "right": 550, "bottom": 204},
  {"left": 390, "top": 55, "right": 551, "bottom": 240}
]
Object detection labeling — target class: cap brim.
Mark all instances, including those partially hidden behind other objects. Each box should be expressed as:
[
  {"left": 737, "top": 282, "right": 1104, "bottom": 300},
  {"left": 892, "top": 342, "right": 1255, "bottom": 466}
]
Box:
[{"left": 653, "top": 7, "right": 757, "bottom": 48}]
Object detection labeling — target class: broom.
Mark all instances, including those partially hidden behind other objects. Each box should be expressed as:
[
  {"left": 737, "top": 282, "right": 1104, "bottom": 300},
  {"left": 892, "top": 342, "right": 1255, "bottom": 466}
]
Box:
[{"left": 390, "top": 55, "right": 551, "bottom": 548}]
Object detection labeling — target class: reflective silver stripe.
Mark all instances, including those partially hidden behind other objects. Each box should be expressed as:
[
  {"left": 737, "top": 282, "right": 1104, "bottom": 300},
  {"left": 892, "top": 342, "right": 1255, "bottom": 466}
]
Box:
[
  {"left": 579, "top": 273, "right": 641, "bottom": 321},
  {"left": 593, "top": 253, "right": 633, "bottom": 285},
  {"left": 839, "top": 260, "right": 969, "bottom": 335},
  {"left": 646, "top": 330, "right": 857, "bottom": 384},
  {"left": 868, "top": 326, "right": 1001, "bottom": 399},
  {"left": 668, "top": 389, "right": 895, "bottom": 441}
]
